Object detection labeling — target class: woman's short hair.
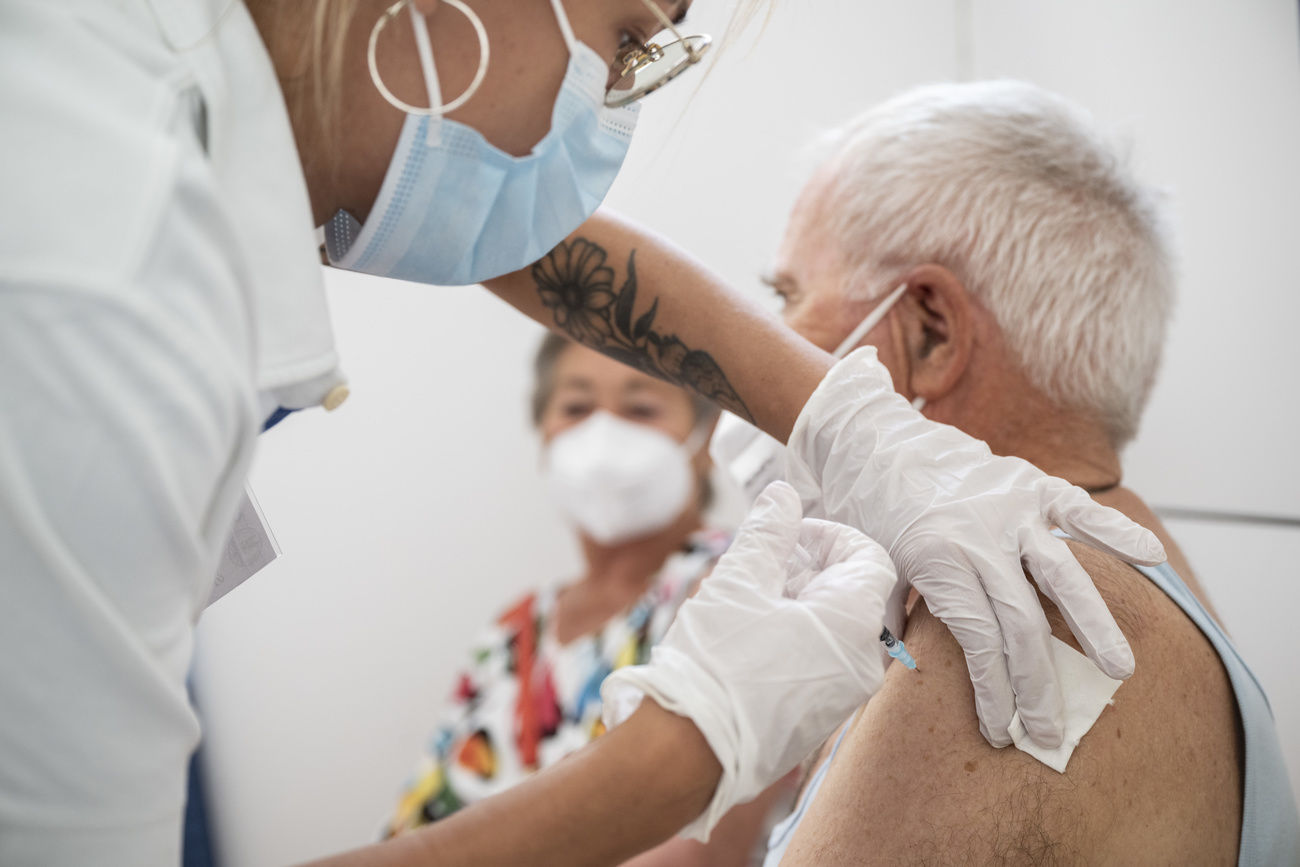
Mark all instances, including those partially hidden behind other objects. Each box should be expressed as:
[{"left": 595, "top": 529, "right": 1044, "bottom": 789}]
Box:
[{"left": 811, "top": 80, "right": 1175, "bottom": 447}]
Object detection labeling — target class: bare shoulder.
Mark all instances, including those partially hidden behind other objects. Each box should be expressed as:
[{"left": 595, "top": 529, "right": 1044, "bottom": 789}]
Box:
[{"left": 780, "top": 514, "right": 1241, "bottom": 865}]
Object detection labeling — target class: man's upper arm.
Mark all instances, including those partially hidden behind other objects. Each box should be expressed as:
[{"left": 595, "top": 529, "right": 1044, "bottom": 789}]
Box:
[{"left": 778, "top": 544, "right": 1241, "bottom": 866}]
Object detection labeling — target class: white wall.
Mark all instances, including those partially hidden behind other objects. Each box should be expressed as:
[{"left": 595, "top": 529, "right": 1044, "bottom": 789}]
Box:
[{"left": 193, "top": 2, "right": 1300, "bottom": 864}]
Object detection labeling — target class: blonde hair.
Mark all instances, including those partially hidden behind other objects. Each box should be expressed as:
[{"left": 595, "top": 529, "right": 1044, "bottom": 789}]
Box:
[
  {"left": 244, "top": 0, "right": 363, "bottom": 155},
  {"left": 308, "top": 0, "right": 363, "bottom": 136},
  {"left": 813, "top": 81, "right": 1175, "bottom": 448}
]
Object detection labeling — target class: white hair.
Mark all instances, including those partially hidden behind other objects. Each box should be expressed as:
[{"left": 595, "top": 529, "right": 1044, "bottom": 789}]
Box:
[{"left": 812, "top": 80, "right": 1175, "bottom": 447}]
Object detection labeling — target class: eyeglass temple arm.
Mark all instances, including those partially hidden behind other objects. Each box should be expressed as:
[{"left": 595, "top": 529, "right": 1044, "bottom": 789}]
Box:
[{"left": 639, "top": 0, "right": 701, "bottom": 61}]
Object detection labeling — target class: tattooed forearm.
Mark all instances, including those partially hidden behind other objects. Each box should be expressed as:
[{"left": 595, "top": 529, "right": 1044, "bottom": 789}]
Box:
[{"left": 532, "top": 238, "right": 753, "bottom": 421}]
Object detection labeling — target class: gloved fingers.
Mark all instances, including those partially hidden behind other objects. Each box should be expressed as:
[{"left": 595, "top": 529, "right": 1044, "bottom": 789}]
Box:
[
  {"left": 971, "top": 548, "right": 1066, "bottom": 749},
  {"left": 927, "top": 543, "right": 1064, "bottom": 750},
  {"left": 797, "top": 517, "right": 893, "bottom": 574},
  {"left": 785, "top": 520, "right": 892, "bottom": 600},
  {"left": 796, "top": 539, "right": 897, "bottom": 617},
  {"left": 908, "top": 555, "right": 1019, "bottom": 748},
  {"left": 1040, "top": 477, "right": 1166, "bottom": 566},
  {"left": 1018, "top": 525, "right": 1135, "bottom": 680},
  {"left": 723, "top": 480, "right": 805, "bottom": 597},
  {"left": 948, "top": 617, "right": 1020, "bottom": 748},
  {"left": 794, "top": 565, "right": 890, "bottom": 697},
  {"left": 783, "top": 543, "right": 818, "bottom": 598}
]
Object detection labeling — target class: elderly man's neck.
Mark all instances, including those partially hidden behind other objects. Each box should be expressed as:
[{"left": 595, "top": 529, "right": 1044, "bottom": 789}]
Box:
[
  {"left": 934, "top": 355, "right": 1122, "bottom": 493},
  {"left": 1000, "top": 419, "right": 1122, "bottom": 493}
]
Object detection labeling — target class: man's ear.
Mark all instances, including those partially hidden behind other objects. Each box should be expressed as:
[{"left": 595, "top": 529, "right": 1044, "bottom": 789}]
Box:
[{"left": 895, "top": 264, "right": 974, "bottom": 404}]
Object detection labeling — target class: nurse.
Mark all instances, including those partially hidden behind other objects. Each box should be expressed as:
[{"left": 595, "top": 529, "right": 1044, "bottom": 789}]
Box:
[{"left": 0, "top": 0, "right": 1166, "bottom": 865}]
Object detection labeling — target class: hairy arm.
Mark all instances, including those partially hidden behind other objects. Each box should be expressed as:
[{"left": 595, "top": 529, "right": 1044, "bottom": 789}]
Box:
[
  {"left": 299, "top": 701, "right": 721, "bottom": 867},
  {"left": 483, "top": 209, "right": 834, "bottom": 442},
  {"left": 779, "top": 534, "right": 1241, "bottom": 867}
]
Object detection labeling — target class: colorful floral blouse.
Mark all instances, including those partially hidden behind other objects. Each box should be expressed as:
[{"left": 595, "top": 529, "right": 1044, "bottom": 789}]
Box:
[{"left": 385, "top": 528, "right": 732, "bottom": 836}]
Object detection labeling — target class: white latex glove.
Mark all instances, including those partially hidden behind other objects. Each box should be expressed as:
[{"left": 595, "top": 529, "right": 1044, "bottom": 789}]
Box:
[
  {"left": 601, "top": 481, "right": 895, "bottom": 841},
  {"left": 785, "top": 347, "right": 1167, "bottom": 750}
]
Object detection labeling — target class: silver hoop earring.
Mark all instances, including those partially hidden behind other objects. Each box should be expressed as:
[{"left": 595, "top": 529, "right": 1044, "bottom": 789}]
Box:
[{"left": 368, "top": 0, "right": 490, "bottom": 116}]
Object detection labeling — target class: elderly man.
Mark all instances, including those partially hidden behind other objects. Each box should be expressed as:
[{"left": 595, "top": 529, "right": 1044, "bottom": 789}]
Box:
[{"left": 757, "top": 81, "right": 1299, "bottom": 865}]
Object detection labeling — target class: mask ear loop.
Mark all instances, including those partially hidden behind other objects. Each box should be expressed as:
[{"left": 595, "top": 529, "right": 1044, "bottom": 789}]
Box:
[
  {"left": 546, "top": 0, "right": 579, "bottom": 54},
  {"left": 368, "top": 0, "right": 489, "bottom": 117},
  {"left": 409, "top": 3, "right": 443, "bottom": 111},
  {"left": 832, "top": 282, "right": 909, "bottom": 359}
]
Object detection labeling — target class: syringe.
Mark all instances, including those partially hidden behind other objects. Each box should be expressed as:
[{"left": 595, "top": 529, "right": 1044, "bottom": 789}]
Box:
[{"left": 880, "top": 626, "right": 917, "bottom": 670}]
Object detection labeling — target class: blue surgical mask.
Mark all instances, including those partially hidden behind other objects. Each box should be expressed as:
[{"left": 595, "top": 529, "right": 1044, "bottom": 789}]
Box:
[{"left": 324, "top": 0, "right": 639, "bottom": 286}]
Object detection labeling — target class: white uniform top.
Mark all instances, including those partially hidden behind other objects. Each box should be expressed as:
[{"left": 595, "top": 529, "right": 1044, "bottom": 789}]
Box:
[{"left": 0, "top": 0, "right": 342, "bottom": 862}]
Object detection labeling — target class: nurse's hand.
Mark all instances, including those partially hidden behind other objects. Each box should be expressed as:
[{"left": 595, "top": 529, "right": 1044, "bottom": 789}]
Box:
[
  {"left": 784, "top": 347, "right": 1167, "bottom": 750},
  {"left": 601, "top": 481, "right": 895, "bottom": 842}
]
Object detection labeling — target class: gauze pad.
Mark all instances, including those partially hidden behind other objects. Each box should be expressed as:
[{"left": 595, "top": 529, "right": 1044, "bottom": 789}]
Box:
[{"left": 1009, "top": 636, "right": 1122, "bottom": 773}]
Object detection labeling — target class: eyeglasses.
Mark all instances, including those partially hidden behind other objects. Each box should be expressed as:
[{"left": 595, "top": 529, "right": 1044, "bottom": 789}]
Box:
[{"left": 605, "top": 0, "right": 710, "bottom": 108}]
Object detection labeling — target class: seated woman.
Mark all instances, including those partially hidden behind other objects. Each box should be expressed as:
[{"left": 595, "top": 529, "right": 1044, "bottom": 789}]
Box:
[{"left": 385, "top": 334, "right": 786, "bottom": 865}]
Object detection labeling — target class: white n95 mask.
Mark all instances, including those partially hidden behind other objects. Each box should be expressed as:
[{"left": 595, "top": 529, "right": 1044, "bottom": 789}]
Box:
[
  {"left": 544, "top": 411, "right": 701, "bottom": 546},
  {"left": 324, "top": 0, "right": 638, "bottom": 286},
  {"left": 711, "top": 283, "right": 921, "bottom": 507}
]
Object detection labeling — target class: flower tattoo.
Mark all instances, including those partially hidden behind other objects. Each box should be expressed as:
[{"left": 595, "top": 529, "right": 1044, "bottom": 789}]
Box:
[
  {"left": 534, "top": 240, "right": 616, "bottom": 347},
  {"left": 533, "top": 239, "right": 752, "bottom": 420}
]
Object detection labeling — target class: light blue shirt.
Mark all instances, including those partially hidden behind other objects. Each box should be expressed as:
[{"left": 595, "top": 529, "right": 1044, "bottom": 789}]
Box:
[{"left": 1134, "top": 557, "right": 1300, "bottom": 866}]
